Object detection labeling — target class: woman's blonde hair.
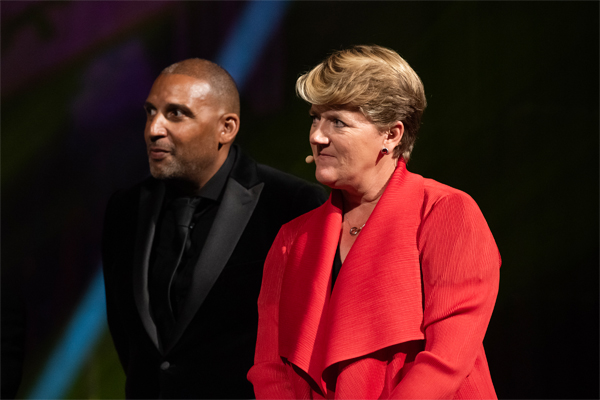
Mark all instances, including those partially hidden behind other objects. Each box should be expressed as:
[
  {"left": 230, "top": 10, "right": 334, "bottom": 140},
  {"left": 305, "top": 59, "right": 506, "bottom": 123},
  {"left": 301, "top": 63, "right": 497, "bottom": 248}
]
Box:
[{"left": 296, "top": 45, "right": 426, "bottom": 161}]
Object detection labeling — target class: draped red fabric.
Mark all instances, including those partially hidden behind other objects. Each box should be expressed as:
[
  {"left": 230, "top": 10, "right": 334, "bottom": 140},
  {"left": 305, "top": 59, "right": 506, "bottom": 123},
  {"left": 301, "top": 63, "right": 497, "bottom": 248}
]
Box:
[{"left": 248, "top": 161, "right": 500, "bottom": 399}]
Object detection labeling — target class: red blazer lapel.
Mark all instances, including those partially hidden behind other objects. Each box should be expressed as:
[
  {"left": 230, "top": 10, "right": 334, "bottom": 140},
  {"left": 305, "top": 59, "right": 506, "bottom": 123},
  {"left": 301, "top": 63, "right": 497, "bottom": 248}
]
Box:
[
  {"left": 279, "top": 192, "right": 342, "bottom": 393},
  {"left": 279, "top": 161, "right": 426, "bottom": 394},
  {"left": 325, "top": 161, "right": 426, "bottom": 370}
]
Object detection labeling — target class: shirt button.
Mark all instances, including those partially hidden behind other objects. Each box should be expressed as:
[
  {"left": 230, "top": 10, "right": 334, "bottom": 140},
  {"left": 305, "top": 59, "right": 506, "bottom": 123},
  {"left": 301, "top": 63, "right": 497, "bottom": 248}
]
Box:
[{"left": 160, "top": 361, "right": 170, "bottom": 370}]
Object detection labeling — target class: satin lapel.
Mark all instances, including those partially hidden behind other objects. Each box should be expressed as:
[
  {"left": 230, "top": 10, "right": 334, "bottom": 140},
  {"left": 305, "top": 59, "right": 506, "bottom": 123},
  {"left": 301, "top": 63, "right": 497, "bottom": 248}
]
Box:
[
  {"left": 132, "top": 180, "right": 165, "bottom": 352},
  {"left": 324, "top": 161, "right": 426, "bottom": 371},
  {"left": 279, "top": 192, "right": 342, "bottom": 394},
  {"left": 165, "top": 178, "right": 265, "bottom": 352}
]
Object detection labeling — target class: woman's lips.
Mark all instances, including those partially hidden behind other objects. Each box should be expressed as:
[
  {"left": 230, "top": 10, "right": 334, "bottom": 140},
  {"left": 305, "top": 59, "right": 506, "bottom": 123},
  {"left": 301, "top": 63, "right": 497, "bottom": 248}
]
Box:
[{"left": 317, "top": 153, "right": 335, "bottom": 161}]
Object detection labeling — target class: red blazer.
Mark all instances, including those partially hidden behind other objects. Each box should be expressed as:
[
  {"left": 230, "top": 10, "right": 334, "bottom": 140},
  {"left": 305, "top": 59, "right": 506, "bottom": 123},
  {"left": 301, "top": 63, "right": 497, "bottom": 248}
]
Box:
[{"left": 248, "top": 161, "right": 501, "bottom": 399}]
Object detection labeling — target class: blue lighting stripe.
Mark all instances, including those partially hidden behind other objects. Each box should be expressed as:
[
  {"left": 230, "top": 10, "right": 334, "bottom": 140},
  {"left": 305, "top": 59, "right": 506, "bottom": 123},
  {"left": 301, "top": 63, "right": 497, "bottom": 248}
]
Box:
[
  {"left": 27, "top": 268, "right": 107, "bottom": 399},
  {"left": 216, "top": 0, "right": 291, "bottom": 89}
]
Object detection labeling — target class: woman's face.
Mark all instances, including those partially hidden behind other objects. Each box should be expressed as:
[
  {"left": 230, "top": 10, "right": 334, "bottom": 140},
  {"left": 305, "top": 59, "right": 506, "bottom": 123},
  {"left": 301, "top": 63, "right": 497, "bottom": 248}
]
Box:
[{"left": 309, "top": 105, "right": 386, "bottom": 191}]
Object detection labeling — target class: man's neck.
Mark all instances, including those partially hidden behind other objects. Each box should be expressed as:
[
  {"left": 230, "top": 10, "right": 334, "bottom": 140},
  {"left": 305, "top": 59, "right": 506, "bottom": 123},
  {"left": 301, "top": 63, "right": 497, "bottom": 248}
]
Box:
[
  {"left": 165, "top": 145, "right": 235, "bottom": 197},
  {"left": 164, "top": 179, "right": 203, "bottom": 197}
]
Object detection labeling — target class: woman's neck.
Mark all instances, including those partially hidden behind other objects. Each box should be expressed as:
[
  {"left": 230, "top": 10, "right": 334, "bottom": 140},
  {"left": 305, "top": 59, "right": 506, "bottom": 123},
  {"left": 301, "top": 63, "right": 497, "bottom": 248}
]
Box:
[
  {"left": 340, "top": 158, "right": 396, "bottom": 212},
  {"left": 337, "top": 158, "right": 398, "bottom": 262}
]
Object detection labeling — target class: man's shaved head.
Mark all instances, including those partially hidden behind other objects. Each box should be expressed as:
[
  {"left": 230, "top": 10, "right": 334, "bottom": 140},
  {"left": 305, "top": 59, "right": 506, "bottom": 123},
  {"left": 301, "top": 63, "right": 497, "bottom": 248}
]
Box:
[{"left": 161, "top": 58, "right": 240, "bottom": 116}]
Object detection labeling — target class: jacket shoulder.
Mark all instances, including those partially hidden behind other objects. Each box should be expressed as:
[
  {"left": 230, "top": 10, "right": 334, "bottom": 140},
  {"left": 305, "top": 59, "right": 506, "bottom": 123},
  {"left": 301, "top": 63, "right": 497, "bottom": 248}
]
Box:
[
  {"left": 106, "top": 176, "right": 155, "bottom": 208},
  {"left": 103, "top": 176, "right": 159, "bottom": 237},
  {"left": 421, "top": 178, "right": 481, "bottom": 221},
  {"left": 257, "top": 164, "right": 324, "bottom": 193},
  {"left": 255, "top": 163, "right": 328, "bottom": 216},
  {"left": 230, "top": 147, "right": 327, "bottom": 211}
]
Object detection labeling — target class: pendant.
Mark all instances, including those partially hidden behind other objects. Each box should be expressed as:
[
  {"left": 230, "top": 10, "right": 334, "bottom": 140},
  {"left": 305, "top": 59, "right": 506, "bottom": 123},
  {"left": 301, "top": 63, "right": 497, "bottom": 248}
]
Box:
[{"left": 349, "top": 227, "right": 361, "bottom": 236}]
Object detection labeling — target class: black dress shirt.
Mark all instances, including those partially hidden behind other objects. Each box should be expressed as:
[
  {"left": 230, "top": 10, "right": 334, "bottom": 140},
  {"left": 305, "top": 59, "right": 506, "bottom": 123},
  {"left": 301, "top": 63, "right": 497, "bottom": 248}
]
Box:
[
  {"left": 148, "top": 147, "right": 236, "bottom": 344},
  {"left": 332, "top": 245, "right": 342, "bottom": 291}
]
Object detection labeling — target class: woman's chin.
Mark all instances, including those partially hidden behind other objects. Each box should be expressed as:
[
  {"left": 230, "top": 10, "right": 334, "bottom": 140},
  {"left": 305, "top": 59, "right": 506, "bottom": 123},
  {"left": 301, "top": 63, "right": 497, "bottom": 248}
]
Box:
[{"left": 315, "top": 171, "right": 338, "bottom": 188}]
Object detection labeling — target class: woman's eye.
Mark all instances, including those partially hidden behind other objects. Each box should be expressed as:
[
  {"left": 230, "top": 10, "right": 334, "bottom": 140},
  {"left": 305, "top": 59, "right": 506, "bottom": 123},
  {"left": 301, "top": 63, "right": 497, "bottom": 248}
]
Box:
[
  {"left": 309, "top": 115, "right": 318, "bottom": 124},
  {"left": 333, "top": 119, "right": 345, "bottom": 127}
]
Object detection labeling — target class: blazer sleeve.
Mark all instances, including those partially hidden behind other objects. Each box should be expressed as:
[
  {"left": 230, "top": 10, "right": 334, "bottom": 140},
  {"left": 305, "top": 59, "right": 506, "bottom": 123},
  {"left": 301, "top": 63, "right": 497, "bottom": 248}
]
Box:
[
  {"left": 247, "top": 226, "right": 296, "bottom": 399},
  {"left": 101, "top": 191, "right": 132, "bottom": 371},
  {"left": 391, "top": 192, "right": 501, "bottom": 399}
]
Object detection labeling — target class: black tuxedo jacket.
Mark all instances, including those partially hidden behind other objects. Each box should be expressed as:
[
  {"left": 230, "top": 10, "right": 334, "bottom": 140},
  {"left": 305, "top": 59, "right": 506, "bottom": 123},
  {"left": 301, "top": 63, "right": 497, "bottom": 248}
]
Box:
[{"left": 102, "top": 147, "right": 327, "bottom": 399}]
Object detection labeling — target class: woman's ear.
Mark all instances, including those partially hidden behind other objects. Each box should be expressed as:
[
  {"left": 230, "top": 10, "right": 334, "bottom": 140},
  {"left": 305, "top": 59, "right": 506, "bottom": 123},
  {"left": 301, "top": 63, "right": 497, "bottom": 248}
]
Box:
[
  {"left": 219, "top": 113, "right": 240, "bottom": 144},
  {"left": 384, "top": 121, "right": 404, "bottom": 150}
]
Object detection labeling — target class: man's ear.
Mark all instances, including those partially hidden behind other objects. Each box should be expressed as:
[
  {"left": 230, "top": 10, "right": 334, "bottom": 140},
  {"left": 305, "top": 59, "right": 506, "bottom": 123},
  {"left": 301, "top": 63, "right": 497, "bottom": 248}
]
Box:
[
  {"left": 384, "top": 121, "right": 404, "bottom": 150},
  {"left": 219, "top": 113, "right": 240, "bottom": 145}
]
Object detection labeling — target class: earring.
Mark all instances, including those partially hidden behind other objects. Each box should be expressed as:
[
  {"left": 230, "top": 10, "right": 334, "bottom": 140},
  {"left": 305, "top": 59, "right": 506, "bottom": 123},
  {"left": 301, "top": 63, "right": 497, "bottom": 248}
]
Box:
[{"left": 381, "top": 147, "right": 389, "bottom": 155}]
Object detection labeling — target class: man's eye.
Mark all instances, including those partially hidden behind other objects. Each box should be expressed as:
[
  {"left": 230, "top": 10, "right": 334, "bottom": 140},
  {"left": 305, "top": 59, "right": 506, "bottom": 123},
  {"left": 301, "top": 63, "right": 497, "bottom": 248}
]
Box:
[
  {"left": 333, "top": 119, "right": 345, "bottom": 127},
  {"left": 145, "top": 107, "right": 156, "bottom": 116}
]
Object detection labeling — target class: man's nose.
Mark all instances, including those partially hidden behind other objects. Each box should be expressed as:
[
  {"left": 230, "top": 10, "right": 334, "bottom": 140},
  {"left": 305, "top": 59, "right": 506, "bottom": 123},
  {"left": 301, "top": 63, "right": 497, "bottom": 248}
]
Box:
[{"left": 147, "top": 114, "right": 168, "bottom": 139}]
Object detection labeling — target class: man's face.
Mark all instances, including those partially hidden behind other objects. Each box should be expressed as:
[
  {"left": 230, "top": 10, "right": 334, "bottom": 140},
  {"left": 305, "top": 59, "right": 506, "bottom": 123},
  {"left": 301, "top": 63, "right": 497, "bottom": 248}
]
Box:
[{"left": 144, "top": 74, "right": 224, "bottom": 187}]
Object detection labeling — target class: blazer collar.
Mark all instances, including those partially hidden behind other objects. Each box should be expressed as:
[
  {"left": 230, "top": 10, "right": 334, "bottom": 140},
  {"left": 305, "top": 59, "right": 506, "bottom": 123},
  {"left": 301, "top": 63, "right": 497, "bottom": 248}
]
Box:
[
  {"left": 279, "top": 160, "right": 426, "bottom": 394},
  {"left": 166, "top": 177, "right": 263, "bottom": 352},
  {"left": 133, "top": 179, "right": 165, "bottom": 351},
  {"left": 133, "top": 146, "right": 264, "bottom": 354}
]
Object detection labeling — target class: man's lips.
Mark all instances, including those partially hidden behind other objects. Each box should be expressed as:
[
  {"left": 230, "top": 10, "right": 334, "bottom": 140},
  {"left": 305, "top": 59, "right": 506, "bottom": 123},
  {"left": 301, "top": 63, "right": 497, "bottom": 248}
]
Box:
[{"left": 148, "top": 147, "right": 171, "bottom": 160}]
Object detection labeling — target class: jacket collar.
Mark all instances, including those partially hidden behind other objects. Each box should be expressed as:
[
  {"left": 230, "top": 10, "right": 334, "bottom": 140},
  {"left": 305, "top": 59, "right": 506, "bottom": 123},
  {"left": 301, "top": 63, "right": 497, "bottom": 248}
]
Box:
[
  {"left": 132, "top": 145, "right": 264, "bottom": 353},
  {"left": 132, "top": 179, "right": 164, "bottom": 350},
  {"left": 279, "top": 160, "right": 426, "bottom": 394}
]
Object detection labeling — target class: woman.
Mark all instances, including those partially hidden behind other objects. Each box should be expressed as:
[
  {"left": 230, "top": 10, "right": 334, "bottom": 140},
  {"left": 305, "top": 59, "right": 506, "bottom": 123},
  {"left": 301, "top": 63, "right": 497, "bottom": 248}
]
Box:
[{"left": 248, "top": 45, "right": 500, "bottom": 399}]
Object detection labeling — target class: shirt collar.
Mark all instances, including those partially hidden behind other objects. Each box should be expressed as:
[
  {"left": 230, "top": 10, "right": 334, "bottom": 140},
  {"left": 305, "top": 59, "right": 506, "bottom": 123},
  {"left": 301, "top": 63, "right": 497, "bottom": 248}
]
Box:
[
  {"left": 196, "top": 146, "right": 236, "bottom": 202},
  {"left": 164, "top": 146, "right": 236, "bottom": 203}
]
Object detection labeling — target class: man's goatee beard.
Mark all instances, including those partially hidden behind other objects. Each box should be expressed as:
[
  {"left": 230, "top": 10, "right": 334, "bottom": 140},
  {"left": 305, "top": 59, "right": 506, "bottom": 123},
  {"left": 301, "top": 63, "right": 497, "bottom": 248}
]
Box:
[{"left": 149, "top": 160, "right": 204, "bottom": 181}]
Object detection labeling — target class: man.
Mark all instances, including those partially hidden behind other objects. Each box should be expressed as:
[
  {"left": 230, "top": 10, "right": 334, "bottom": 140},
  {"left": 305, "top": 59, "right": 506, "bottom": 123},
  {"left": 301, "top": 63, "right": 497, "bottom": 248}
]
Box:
[{"left": 102, "top": 59, "right": 326, "bottom": 399}]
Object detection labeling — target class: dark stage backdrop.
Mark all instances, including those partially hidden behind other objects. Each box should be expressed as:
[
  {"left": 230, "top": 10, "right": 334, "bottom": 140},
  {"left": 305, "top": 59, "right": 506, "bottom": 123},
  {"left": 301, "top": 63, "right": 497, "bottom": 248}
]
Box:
[{"left": 2, "top": 2, "right": 598, "bottom": 399}]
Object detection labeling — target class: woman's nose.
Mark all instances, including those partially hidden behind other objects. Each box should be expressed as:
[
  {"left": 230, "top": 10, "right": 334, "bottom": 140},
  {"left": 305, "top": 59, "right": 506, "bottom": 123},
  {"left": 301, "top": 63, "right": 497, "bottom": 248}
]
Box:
[{"left": 309, "top": 125, "right": 329, "bottom": 145}]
